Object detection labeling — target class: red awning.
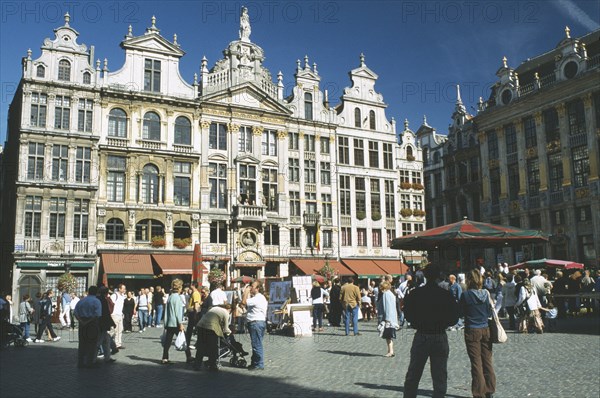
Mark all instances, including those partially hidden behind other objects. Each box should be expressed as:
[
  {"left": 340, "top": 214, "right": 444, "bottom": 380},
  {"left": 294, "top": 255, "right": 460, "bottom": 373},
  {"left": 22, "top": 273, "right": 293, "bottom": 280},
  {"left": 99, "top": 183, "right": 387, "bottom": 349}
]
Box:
[
  {"left": 341, "top": 259, "right": 387, "bottom": 278},
  {"left": 371, "top": 259, "right": 409, "bottom": 276},
  {"left": 152, "top": 254, "right": 193, "bottom": 275},
  {"left": 101, "top": 253, "right": 154, "bottom": 279},
  {"left": 290, "top": 258, "right": 353, "bottom": 276}
]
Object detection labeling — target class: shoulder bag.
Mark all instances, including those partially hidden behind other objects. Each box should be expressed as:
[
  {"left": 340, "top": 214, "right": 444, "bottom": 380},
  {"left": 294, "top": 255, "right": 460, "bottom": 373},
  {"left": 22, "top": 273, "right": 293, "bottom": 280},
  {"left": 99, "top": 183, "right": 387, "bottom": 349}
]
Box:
[{"left": 486, "top": 290, "right": 507, "bottom": 344}]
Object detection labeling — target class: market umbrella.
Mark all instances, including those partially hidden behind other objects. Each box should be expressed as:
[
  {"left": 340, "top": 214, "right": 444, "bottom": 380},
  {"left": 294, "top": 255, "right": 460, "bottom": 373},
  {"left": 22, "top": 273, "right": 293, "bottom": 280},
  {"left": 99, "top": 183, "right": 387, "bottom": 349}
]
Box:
[
  {"left": 233, "top": 275, "right": 254, "bottom": 284},
  {"left": 391, "top": 218, "right": 549, "bottom": 250},
  {"left": 311, "top": 274, "right": 326, "bottom": 283},
  {"left": 192, "top": 243, "right": 203, "bottom": 284},
  {"left": 510, "top": 258, "right": 584, "bottom": 271}
]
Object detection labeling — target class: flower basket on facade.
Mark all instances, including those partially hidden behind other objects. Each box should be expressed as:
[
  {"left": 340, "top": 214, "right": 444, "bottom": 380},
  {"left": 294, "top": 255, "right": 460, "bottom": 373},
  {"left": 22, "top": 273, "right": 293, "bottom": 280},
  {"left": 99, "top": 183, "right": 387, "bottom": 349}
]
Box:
[
  {"left": 400, "top": 182, "right": 412, "bottom": 190},
  {"left": 412, "top": 183, "right": 424, "bottom": 190},
  {"left": 371, "top": 212, "right": 382, "bottom": 221},
  {"left": 356, "top": 211, "right": 367, "bottom": 220},
  {"left": 208, "top": 268, "right": 226, "bottom": 285},
  {"left": 173, "top": 237, "right": 192, "bottom": 249},
  {"left": 407, "top": 154, "right": 416, "bottom": 161},
  {"left": 413, "top": 209, "right": 426, "bottom": 217},
  {"left": 400, "top": 208, "right": 413, "bottom": 217},
  {"left": 151, "top": 236, "right": 166, "bottom": 248},
  {"left": 57, "top": 272, "right": 78, "bottom": 293},
  {"left": 317, "top": 259, "right": 338, "bottom": 282}
]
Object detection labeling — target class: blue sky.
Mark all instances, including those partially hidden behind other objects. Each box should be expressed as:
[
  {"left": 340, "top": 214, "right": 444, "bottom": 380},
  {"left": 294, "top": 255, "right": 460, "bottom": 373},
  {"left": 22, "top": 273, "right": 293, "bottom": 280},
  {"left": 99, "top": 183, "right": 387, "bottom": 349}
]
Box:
[{"left": 1, "top": 1, "right": 598, "bottom": 144}]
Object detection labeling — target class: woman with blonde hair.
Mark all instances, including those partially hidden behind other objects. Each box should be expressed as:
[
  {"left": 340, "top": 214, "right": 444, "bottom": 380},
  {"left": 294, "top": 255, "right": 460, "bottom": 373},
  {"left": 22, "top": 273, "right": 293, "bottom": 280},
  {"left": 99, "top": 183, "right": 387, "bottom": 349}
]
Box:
[
  {"left": 161, "top": 279, "right": 185, "bottom": 364},
  {"left": 310, "top": 281, "right": 328, "bottom": 332},
  {"left": 376, "top": 281, "right": 399, "bottom": 357}
]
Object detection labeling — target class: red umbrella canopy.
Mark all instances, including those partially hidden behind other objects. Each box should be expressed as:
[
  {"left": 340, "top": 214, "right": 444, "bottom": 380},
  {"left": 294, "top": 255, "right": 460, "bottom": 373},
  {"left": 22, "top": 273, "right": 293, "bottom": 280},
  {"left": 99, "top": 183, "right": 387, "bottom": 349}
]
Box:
[
  {"left": 233, "top": 275, "right": 255, "bottom": 284},
  {"left": 312, "top": 274, "right": 326, "bottom": 283},
  {"left": 192, "top": 243, "right": 203, "bottom": 284},
  {"left": 391, "top": 218, "right": 548, "bottom": 250},
  {"left": 510, "top": 258, "right": 585, "bottom": 271}
]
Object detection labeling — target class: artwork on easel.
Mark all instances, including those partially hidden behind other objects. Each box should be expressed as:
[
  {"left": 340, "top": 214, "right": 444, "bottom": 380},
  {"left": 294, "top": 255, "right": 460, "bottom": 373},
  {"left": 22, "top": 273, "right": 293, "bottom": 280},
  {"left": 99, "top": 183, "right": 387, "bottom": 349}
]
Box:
[{"left": 269, "top": 281, "right": 291, "bottom": 304}]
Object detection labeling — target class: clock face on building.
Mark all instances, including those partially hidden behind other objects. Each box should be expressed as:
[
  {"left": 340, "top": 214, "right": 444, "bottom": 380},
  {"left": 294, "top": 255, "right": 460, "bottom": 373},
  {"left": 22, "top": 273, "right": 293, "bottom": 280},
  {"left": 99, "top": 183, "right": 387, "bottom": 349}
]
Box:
[
  {"left": 501, "top": 89, "right": 512, "bottom": 105},
  {"left": 563, "top": 61, "right": 578, "bottom": 79}
]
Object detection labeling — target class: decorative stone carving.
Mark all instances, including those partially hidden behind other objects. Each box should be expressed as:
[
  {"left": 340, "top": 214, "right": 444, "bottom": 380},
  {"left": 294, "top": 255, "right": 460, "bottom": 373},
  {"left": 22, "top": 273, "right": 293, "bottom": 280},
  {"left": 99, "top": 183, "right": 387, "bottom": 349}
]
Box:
[
  {"left": 227, "top": 123, "right": 239, "bottom": 133},
  {"left": 533, "top": 112, "right": 542, "bottom": 125},
  {"left": 239, "top": 230, "right": 257, "bottom": 248},
  {"left": 166, "top": 212, "right": 173, "bottom": 230},
  {"left": 238, "top": 250, "right": 261, "bottom": 262},
  {"left": 526, "top": 147, "right": 537, "bottom": 159},
  {"left": 128, "top": 210, "right": 136, "bottom": 228},
  {"left": 277, "top": 130, "right": 287, "bottom": 140},
  {"left": 200, "top": 120, "right": 210, "bottom": 130},
  {"left": 252, "top": 126, "right": 264, "bottom": 136},
  {"left": 329, "top": 135, "right": 335, "bottom": 143},
  {"left": 298, "top": 131, "right": 305, "bottom": 139}
]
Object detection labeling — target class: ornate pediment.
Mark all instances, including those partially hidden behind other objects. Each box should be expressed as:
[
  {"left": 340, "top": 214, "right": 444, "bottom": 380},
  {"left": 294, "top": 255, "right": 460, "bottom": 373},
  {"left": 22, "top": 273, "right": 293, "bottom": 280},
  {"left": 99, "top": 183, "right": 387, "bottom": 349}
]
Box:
[
  {"left": 121, "top": 33, "right": 185, "bottom": 57},
  {"left": 203, "top": 83, "right": 291, "bottom": 115},
  {"left": 235, "top": 153, "right": 261, "bottom": 164}
]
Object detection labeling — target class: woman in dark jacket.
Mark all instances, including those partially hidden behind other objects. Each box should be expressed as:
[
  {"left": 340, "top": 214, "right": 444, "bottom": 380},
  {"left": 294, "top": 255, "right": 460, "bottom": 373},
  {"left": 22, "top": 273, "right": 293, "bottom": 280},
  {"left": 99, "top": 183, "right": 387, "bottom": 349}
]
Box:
[
  {"left": 460, "top": 269, "right": 495, "bottom": 398},
  {"left": 123, "top": 291, "right": 135, "bottom": 332}
]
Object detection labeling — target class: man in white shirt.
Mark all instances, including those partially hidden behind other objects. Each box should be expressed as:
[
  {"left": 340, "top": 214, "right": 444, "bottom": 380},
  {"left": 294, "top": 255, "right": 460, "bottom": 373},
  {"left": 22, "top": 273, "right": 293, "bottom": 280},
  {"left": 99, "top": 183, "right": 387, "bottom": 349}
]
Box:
[
  {"left": 110, "top": 284, "right": 126, "bottom": 349},
  {"left": 242, "top": 281, "right": 268, "bottom": 371},
  {"left": 209, "top": 282, "right": 228, "bottom": 307}
]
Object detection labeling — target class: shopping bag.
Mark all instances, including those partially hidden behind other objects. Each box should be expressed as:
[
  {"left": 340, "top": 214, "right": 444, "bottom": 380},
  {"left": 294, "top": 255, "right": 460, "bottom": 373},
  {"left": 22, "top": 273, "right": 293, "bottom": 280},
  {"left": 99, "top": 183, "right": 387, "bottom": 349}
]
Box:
[{"left": 174, "top": 331, "right": 187, "bottom": 351}]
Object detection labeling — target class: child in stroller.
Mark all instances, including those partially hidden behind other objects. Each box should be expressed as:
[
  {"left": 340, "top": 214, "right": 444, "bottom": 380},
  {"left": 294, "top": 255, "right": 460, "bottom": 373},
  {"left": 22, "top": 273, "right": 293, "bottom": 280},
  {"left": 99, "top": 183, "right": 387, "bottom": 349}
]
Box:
[
  {"left": 218, "top": 333, "right": 249, "bottom": 368},
  {"left": 1, "top": 320, "right": 28, "bottom": 348}
]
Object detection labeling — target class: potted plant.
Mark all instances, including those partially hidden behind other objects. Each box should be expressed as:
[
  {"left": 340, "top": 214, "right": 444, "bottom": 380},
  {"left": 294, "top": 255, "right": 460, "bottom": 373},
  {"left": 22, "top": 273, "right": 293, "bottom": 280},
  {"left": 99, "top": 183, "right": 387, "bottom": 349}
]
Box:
[
  {"left": 413, "top": 209, "right": 426, "bottom": 217},
  {"left": 400, "top": 208, "right": 413, "bottom": 217},
  {"left": 407, "top": 154, "right": 416, "bottom": 161},
  {"left": 371, "top": 211, "right": 382, "bottom": 221},
  {"left": 173, "top": 237, "right": 192, "bottom": 249},
  {"left": 356, "top": 211, "right": 367, "bottom": 220},
  {"left": 151, "top": 235, "right": 166, "bottom": 248},
  {"left": 400, "top": 181, "right": 412, "bottom": 190},
  {"left": 57, "top": 272, "right": 78, "bottom": 293},
  {"left": 412, "top": 183, "right": 424, "bottom": 190},
  {"left": 208, "top": 268, "right": 226, "bottom": 285},
  {"left": 317, "top": 259, "right": 338, "bottom": 282}
]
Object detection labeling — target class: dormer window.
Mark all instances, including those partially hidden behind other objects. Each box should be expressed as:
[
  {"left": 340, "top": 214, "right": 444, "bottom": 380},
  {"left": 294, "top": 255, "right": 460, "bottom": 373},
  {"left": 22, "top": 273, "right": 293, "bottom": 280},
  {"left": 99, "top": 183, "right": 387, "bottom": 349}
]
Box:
[
  {"left": 563, "top": 61, "right": 578, "bottom": 79},
  {"left": 144, "top": 58, "right": 161, "bottom": 92},
  {"left": 354, "top": 108, "right": 361, "bottom": 128},
  {"left": 83, "top": 72, "right": 91, "bottom": 84},
  {"left": 304, "top": 92, "right": 313, "bottom": 121},
  {"left": 36, "top": 65, "right": 45, "bottom": 78},
  {"left": 501, "top": 89, "right": 512, "bottom": 105},
  {"left": 58, "top": 60, "right": 71, "bottom": 81},
  {"left": 369, "top": 110, "right": 376, "bottom": 130}
]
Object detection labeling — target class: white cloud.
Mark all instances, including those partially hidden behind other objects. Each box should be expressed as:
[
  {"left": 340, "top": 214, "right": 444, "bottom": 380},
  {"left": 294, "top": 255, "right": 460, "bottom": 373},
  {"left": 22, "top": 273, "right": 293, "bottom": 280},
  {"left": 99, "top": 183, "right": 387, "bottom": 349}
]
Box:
[{"left": 556, "top": 0, "right": 600, "bottom": 31}]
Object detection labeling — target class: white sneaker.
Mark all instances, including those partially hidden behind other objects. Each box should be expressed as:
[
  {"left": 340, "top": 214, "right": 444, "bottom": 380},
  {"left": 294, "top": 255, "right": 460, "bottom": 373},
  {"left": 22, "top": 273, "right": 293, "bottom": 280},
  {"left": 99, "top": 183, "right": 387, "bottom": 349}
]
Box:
[
  {"left": 35, "top": 339, "right": 45, "bottom": 343},
  {"left": 189, "top": 345, "right": 195, "bottom": 350},
  {"left": 53, "top": 336, "right": 61, "bottom": 342},
  {"left": 26, "top": 338, "right": 33, "bottom": 343}
]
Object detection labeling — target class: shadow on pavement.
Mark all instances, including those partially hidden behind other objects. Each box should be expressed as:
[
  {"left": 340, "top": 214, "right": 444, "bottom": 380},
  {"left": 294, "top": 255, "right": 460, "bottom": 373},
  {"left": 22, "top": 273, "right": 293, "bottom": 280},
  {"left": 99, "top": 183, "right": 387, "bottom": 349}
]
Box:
[
  {"left": 356, "top": 382, "right": 471, "bottom": 398},
  {"left": 318, "top": 349, "right": 381, "bottom": 357}
]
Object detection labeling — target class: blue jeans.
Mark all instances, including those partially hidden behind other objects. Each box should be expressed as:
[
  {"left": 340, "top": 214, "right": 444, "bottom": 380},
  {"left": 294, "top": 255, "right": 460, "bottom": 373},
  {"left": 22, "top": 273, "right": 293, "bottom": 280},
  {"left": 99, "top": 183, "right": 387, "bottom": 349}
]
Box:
[
  {"left": 138, "top": 309, "right": 148, "bottom": 330},
  {"left": 247, "top": 320, "right": 266, "bottom": 368},
  {"left": 344, "top": 305, "right": 359, "bottom": 335},
  {"left": 312, "top": 304, "right": 324, "bottom": 329},
  {"left": 20, "top": 322, "right": 30, "bottom": 339},
  {"left": 155, "top": 305, "right": 164, "bottom": 326}
]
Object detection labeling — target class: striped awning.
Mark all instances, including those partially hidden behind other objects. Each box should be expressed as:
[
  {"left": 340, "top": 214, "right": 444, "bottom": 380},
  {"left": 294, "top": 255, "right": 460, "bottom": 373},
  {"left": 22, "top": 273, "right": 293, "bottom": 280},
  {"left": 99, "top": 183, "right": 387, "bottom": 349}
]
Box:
[
  {"left": 152, "top": 254, "right": 193, "bottom": 274},
  {"left": 341, "top": 259, "right": 386, "bottom": 278},
  {"left": 101, "top": 253, "right": 154, "bottom": 279}
]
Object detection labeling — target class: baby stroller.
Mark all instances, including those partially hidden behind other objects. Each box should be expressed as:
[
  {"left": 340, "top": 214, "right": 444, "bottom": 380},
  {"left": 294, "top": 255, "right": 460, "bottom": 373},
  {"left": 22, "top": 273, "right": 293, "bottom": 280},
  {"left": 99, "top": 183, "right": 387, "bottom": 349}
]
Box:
[
  {"left": 218, "top": 333, "right": 248, "bottom": 368},
  {"left": 1, "top": 321, "right": 28, "bottom": 348}
]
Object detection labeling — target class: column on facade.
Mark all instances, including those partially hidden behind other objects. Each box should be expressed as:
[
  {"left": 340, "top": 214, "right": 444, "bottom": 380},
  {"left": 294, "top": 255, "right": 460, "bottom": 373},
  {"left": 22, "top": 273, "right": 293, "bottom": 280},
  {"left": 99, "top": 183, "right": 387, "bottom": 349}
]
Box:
[
  {"left": 48, "top": 94, "right": 56, "bottom": 131},
  {"left": 583, "top": 94, "right": 599, "bottom": 180},
  {"left": 88, "top": 198, "right": 98, "bottom": 254},
  {"left": 515, "top": 120, "right": 527, "bottom": 196},
  {"left": 556, "top": 103, "right": 572, "bottom": 185},
  {"left": 128, "top": 105, "right": 139, "bottom": 146},
  {"left": 43, "top": 142, "right": 53, "bottom": 183},
  {"left": 277, "top": 130, "right": 288, "bottom": 212},
  {"left": 478, "top": 132, "right": 491, "bottom": 202},
  {"left": 19, "top": 140, "right": 29, "bottom": 181},
  {"left": 125, "top": 156, "right": 137, "bottom": 205},
  {"left": 70, "top": 95, "right": 79, "bottom": 135},
  {"left": 126, "top": 210, "right": 136, "bottom": 247},
  {"left": 65, "top": 197, "right": 75, "bottom": 253},
  {"left": 164, "top": 159, "right": 174, "bottom": 205},
  {"left": 40, "top": 195, "right": 50, "bottom": 251},
  {"left": 227, "top": 123, "right": 240, "bottom": 207},
  {"left": 197, "top": 120, "right": 210, "bottom": 210},
  {"left": 97, "top": 152, "right": 107, "bottom": 201},
  {"left": 496, "top": 127, "right": 508, "bottom": 201},
  {"left": 14, "top": 194, "right": 26, "bottom": 243},
  {"left": 137, "top": 170, "right": 143, "bottom": 205},
  {"left": 158, "top": 173, "right": 164, "bottom": 205},
  {"left": 165, "top": 212, "right": 173, "bottom": 248}
]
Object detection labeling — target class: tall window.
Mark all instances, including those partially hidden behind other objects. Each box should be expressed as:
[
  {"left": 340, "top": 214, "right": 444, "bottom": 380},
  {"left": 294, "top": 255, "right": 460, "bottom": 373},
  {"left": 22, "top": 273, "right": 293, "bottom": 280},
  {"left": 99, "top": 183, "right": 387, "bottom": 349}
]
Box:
[
  {"left": 572, "top": 146, "right": 590, "bottom": 187},
  {"left": 304, "top": 92, "right": 313, "bottom": 121},
  {"left": 524, "top": 116, "right": 537, "bottom": 148},
  {"left": 141, "top": 164, "right": 160, "bottom": 204},
  {"left": 386, "top": 229, "right": 396, "bottom": 246},
  {"left": 144, "top": 58, "right": 161, "bottom": 92},
  {"left": 262, "top": 168, "right": 278, "bottom": 211},
  {"left": 368, "top": 141, "right": 379, "bottom": 167},
  {"left": 304, "top": 160, "right": 316, "bottom": 183},
  {"left": 320, "top": 162, "right": 330, "bottom": 185},
  {"left": 354, "top": 108, "right": 361, "bottom": 128},
  {"left": 412, "top": 171, "right": 422, "bottom": 184},
  {"left": 384, "top": 180, "right": 395, "bottom": 218},
  {"left": 208, "top": 163, "right": 227, "bottom": 209},
  {"left": 105, "top": 218, "right": 124, "bottom": 241},
  {"left": 108, "top": 108, "right": 127, "bottom": 138},
  {"left": 406, "top": 146, "right": 414, "bottom": 159},
  {"left": 239, "top": 126, "right": 252, "bottom": 152},
  {"left": 567, "top": 99, "right": 586, "bottom": 135},
  {"left": 174, "top": 116, "right": 191, "bottom": 145},
  {"left": 136, "top": 219, "right": 164, "bottom": 241},
  {"left": 49, "top": 197, "right": 66, "bottom": 238},
  {"left": 372, "top": 229, "right": 382, "bottom": 247},
  {"left": 470, "top": 157, "right": 479, "bottom": 182},
  {"left": 82, "top": 72, "right": 91, "bottom": 84},
  {"left": 75, "top": 147, "right": 91, "bottom": 183},
  {"left": 73, "top": 199, "right": 89, "bottom": 240},
  {"left": 412, "top": 195, "right": 423, "bottom": 211},
  {"left": 371, "top": 179, "right": 381, "bottom": 215},
  {"left": 173, "top": 161, "right": 191, "bottom": 206},
  {"left": 400, "top": 170, "right": 410, "bottom": 184},
  {"left": 209, "top": 221, "right": 227, "bottom": 243},
  {"left": 508, "top": 164, "right": 520, "bottom": 200},
  {"left": 36, "top": 65, "right": 45, "bottom": 78},
  {"left": 51, "top": 145, "right": 68, "bottom": 181},
  {"left": 288, "top": 158, "right": 300, "bottom": 183},
  {"left": 357, "top": 228, "right": 367, "bottom": 246},
  {"left": 505, "top": 124, "right": 517, "bottom": 154},
  {"left": 107, "top": 156, "right": 126, "bottom": 202},
  {"left": 209, "top": 122, "right": 227, "bottom": 150},
  {"left": 304, "top": 134, "right": 316, "bottom": 152},
  {"left": 305, "top": 192, "right": 317, "bottom": 214},
  {"left": 30, "top": 93, "right": 47, "bottom": 127},
  {"left": 143, "top": 112, "right": 161, "bottom": 141},
  {"left": 355, "top": 177, "right": 366, "bottom": 214},
  {"left": 320, "top": 137, "right": 330, "bottom": 154},
  {"left": 354, "top": 139, "right": 364, "bottom": 166},
  {"left": 487, "top": 130, "right": 498, "bottom": 160},
  {"left": 338, "top": 137, "right": 350, "bottom": 164},
  {"left": 54, "top": 96, "right": 70, "bottom": 129},
  {"left": 264, "top": 225, "right": 280, "bottom": 245},
  {"left": 289, "top": 228, "right": 301, "bottom": 247},
  {"left": 490, "top": 168, "right": 501, "bottom": 205},
  {"left": 289, "top": 191, "right": 300, "bottom": 217},
  {"left": 323, "top": 230, "right": 332, "bottom": 249},
  {"left": 174, "top": 221, "right": 191, "bottom": 239},
  {"left": 548, "top": 153, "right": 563, "bottom": 192},
  {"left": 369, "top": 110, "right": 376, "bottom": 130},
  {"left": 544, "top": 108, "right": 559, "bottom": 142},
  {"left": 339, "top": 175, "right": 351, "bottom": 215},
  {"left": 77, "top": 99, "right": 93, "bottom": 132},
  {"left": 24, "top": 196, "right": 42, "bottom": 238},
  {"left": 341, "top": 227, "right": 352, "bottom": 246},
  {"left": 261, "top": 130, "right": 277, "bottom": 156},
  {"left": 57, "top": 59, "right": 71, "bottom": 81},
  {"left": 434, "top": 173, "right": 442, "bottom": 196},
  {"left": 402, "top": 223, "right": 412, "bottom": 236},
  {"left": 401, "top": 194, "right": 410, "bottom": 209},
  {"left": 239, "top": 164, "right": 256, "bottom": 203},
  {"left": 527, "top": 158, "right": 540, "bottom": 196},
  {"left": 288, "top": 132, "right": 299, "bottom": 150},
  {"left": 321, "top": 194, "right": 332, "bottom": 219},
  {"left": 27, "top": 142, "right": 45, "bottom": 180},
  {"left": 383, "top": 143, "right": 393, "bottom": 169}
]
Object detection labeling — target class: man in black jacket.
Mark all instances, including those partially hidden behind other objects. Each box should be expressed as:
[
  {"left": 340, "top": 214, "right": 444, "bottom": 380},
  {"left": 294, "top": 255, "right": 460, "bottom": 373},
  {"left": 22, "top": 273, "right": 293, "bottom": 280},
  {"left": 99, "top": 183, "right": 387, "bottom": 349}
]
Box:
[
  {"left": 328, "top": 279, "right": 342, "bottom": 327},
  {"left": 402, "top": 265, "right": 459, "bottom": 398}
]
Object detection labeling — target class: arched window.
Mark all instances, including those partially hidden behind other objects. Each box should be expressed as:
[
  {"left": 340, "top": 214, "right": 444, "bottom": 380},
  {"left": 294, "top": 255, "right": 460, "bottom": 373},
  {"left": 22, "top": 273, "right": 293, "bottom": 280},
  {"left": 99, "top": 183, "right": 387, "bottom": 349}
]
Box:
[
  {"left": 369, "top": 110, "right": 376, "bottom": 130},
  {"left": 433, "top": 151, "right": 441, "bottom": 164},
  {"left": 423, "top": 147, "right": 429, "bottom": 165},
  {"left": 18, "top": 275, "right": 41, "bottom": 304},
  {"left": 36, "top": 65, "right": 45, "bottom": 78},
  {"left": 143, "top": 111, "right": 161, "bottom": 141},
  {"left": 174, "top": 221, "right": 191, "bottom": 239},
  {"left": 174, "top": 116, "right": 191, "bottom": 145},
  {"left": 58, "top": 59, "right": 71, "bottom": 81},
  {"left": 135, "top": 219, "right": 164, "bottom": 241},
  {"left": 304, "top": 92, "right": 313, "bottom": 121},
  {"left": 141, "top": 164, "right": 160, "bottom": 204},
  {"left": 105, "top": 218, "right": 125, "bottom": 241},
  {"left": 406, "top": 146, "right": 413, "bottom": 158},
  {"left": 83, "top": 72, "right": 91, "bottom": 84},
  {"left": 354, "top": 108, "right": 361, "bottom": 128},
  {"left": 108, "top": 108, "right": 127, "bottom": 138}
]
